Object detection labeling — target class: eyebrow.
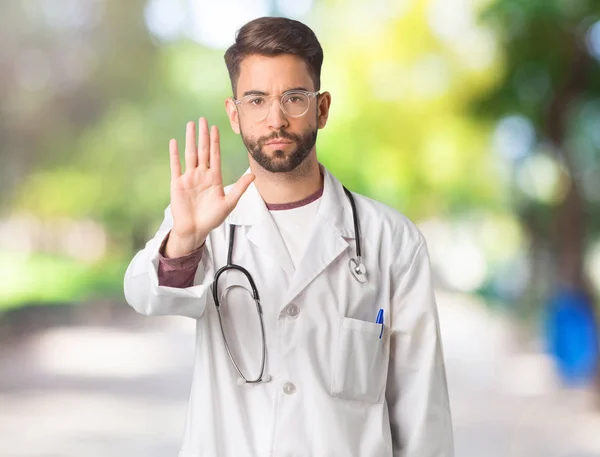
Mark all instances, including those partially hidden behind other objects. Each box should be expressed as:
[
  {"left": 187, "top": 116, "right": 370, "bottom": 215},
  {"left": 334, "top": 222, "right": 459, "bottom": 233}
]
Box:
[{"left": 241, "top": 87, "right": 310, "bottom": 97}]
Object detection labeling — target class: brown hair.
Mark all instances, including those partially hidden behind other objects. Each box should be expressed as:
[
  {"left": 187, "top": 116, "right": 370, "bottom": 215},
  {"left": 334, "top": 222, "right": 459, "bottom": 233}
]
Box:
[{"left": 224, "top": 17, "right": 323, "bottom": 97}]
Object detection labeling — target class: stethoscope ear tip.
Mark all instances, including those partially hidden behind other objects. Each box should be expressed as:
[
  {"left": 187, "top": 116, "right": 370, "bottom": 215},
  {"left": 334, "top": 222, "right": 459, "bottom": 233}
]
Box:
[
  {"left": 237, "top": 377, "right": 246, "bottom": 386},
  {"left": 261, "top": 374, "right": 272, "bottom": 383}
]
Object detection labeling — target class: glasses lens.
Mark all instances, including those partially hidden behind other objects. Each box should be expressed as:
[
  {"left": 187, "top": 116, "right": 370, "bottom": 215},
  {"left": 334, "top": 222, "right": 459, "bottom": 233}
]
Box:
[
  {"left": 239, "top": 96, "right": 269, "bottom": 121},
  {"left": 281, "top": 92, "right": 310, "bottom": 117}
]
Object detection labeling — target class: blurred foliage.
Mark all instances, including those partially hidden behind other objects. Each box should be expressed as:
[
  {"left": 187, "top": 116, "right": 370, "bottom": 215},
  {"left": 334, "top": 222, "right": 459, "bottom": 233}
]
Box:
[
  {"left": 316, "top": 0, "right": 503, "bottom": 216},
  {"left": 0, "top": 251, "right": 125, "bottom": 309},
  {"left": 475, "top": 0, "right": 600, "bottom": 224},
  {"left": 472, "top": 0, "right": 600, "bottom": 315},
  {"left": 1, "top": 0, "right": 599, "bottom": 310}
]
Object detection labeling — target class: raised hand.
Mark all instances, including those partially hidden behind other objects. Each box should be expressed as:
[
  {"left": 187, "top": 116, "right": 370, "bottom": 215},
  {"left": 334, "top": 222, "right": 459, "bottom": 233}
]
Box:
[{"left": 165, "top": 118, "right": 255, "bottom": 258}]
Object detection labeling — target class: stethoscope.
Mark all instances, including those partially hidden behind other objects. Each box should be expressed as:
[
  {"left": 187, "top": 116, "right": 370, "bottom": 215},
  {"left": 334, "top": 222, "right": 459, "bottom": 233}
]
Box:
[{"left": 212, "top": 187, "right": 366, "bottom": 385}]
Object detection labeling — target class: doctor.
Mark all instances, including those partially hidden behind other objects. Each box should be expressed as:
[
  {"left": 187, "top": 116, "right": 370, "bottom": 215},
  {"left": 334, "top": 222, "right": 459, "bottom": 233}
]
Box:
[{"left": 124, "top": 16, "right": 453, "bottom": 457}]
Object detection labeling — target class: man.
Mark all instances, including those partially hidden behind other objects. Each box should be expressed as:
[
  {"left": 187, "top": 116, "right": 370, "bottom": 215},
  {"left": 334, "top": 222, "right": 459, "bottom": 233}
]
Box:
[{"left": 124, "top": 16, "right": 454, "bottom": 457}]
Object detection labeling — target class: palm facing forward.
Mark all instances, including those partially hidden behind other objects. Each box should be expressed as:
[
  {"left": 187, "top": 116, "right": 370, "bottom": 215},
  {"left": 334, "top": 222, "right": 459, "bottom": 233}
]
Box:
[{"left": 167, "top": 118, "right": 255, "bottom": 256}]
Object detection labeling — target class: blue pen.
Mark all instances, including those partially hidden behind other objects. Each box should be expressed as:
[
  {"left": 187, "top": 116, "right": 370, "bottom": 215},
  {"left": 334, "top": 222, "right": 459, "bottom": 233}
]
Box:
[{"left": 376, "top": 309, "right": 384, "bottom": 339}]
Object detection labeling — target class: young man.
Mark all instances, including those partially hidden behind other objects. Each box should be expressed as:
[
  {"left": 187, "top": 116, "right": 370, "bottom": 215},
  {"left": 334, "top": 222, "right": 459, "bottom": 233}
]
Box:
[{"left": 124, "top": 16, "right": 454, "bottom": 457}]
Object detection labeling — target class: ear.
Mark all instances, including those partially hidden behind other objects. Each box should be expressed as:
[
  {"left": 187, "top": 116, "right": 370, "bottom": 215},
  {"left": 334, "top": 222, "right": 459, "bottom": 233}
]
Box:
[
  {"left": 316, "top": 91, "right": 331, "bottom": 129},
  {"left": 225, "top": 97, "right": 241, "bottom": 135}
]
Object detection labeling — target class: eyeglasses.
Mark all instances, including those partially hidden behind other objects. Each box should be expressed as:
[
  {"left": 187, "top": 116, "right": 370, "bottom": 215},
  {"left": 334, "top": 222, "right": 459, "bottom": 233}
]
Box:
[{"left": 233, "top": 90, "right": 319, "bottom": 122}]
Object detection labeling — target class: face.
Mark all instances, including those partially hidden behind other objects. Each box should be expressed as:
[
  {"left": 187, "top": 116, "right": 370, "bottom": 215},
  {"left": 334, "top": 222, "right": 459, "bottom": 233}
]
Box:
[{"left": 225, "top": 54, "right": 331, "bottom": 174}]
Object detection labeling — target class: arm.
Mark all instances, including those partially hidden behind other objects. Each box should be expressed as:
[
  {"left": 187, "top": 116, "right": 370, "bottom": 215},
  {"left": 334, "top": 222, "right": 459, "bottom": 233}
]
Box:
[
  {"left": 123, "top": 118, "right": 254, "bottom": 318},
  {"left": 386, "top": 238, "right": 454, "bottom": 457},
  {"left": 123, "top": 205, "right": 214, "bottom": 318}
]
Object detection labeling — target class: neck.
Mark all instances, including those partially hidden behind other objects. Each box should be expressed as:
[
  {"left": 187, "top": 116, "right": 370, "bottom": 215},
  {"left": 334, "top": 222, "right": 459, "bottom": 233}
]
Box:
[{"left": 250, "top": 153, "right": 323, "bottom": 205}]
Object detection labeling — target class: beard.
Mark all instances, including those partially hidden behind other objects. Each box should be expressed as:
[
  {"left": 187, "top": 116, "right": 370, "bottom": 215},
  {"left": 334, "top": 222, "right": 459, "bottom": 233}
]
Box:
[{"left": 240, "top": 126, "right": 318, "bottom": 173}]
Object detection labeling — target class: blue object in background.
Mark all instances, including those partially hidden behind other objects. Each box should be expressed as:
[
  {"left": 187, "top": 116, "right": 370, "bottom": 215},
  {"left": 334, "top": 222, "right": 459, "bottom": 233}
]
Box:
[{"left": 545, "top": 288, "right": 600, "bottom": 385}]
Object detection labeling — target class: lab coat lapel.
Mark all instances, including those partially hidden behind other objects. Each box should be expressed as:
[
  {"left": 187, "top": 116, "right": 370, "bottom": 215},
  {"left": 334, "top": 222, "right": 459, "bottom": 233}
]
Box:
[
  {"left": 228, "top": 177, "right": 295, "bottom": 277},
  {"left": 283, "top": 167, "right": 355, "bottom": 306}
]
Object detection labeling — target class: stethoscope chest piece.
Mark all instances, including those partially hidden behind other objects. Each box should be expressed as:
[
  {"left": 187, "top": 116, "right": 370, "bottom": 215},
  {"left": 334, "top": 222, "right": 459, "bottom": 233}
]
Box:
[{"left": 349, "top": 257, "right": 367, "bottom": 283}]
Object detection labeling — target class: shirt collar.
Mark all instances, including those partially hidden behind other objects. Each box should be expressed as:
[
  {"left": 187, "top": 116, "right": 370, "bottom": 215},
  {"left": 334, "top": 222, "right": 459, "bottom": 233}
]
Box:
[{"left": 227, "top": 164, "right": 356, "bottom": 239}]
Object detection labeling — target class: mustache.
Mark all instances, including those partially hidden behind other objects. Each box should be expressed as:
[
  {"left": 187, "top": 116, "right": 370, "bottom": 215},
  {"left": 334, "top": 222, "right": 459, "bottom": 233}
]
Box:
[{"left": 257, "top": 130, "right": 298, "bottom": 146}]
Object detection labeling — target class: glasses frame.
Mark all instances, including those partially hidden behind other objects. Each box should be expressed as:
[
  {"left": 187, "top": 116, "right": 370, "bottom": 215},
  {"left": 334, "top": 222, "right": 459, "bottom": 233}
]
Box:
[{"left": 233, "top": 90, "right": 320, "bottom": 122}]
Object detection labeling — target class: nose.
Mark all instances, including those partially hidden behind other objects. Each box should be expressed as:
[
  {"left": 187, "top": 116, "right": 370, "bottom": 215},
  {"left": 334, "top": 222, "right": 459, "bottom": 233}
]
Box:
[{"left": 265, "top": 98, "right": 289, "bottom": 130}]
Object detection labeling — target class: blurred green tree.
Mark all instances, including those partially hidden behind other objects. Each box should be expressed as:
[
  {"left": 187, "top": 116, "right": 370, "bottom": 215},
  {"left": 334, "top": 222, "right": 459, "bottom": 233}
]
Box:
[
  {"left": 316, "top": 0, "right": 504, "bottom": 219},
  {"left": 475, "top": 0, "right": 600, "bottom": 295},
  {"left": 474, "top": 0, "right": 600, "bottom": 393},
  {"left": 1, "top": 1, "right": 247, "bottom": 255},
  {"left": 0, "top": 0, "right": 157, "bottom": 208}
]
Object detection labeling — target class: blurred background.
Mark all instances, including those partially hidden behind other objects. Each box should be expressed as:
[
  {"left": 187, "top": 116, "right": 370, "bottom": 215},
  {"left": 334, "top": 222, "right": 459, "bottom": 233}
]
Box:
[{"left": 1, "top": 0, "right": 600, "bottom": 455}]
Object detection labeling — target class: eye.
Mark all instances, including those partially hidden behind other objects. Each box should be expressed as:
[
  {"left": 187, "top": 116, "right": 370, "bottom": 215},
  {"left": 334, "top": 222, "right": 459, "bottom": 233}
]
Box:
[
  {"left": 247, "top": 97, "right": 265, "bottom": 106},
  {"left": 283, "top": 93, "right": 305, "bottom": 104}
]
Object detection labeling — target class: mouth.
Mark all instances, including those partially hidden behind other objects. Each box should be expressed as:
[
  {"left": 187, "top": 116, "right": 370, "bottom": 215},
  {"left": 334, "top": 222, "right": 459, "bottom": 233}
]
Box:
[{"left": 265, "top": 139, "right": 293, "bottom": 146}]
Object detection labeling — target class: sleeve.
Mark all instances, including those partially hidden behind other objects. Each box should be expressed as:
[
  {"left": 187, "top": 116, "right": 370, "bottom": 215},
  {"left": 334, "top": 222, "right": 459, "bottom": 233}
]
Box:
[
  {"left": 386, "top": 237, "right": 454, "bottom": 457},
  {"left": 157, "top": 231, "right": 204, "bottom": 288},
  {"left": 123, "top": 205, "right": 215, "bottom": 318}
]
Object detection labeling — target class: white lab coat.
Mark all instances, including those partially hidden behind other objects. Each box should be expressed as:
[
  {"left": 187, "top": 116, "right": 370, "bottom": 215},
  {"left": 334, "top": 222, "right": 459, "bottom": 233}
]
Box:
[{"left": 124, "top": 165, "right": 454, "bottom": 457}]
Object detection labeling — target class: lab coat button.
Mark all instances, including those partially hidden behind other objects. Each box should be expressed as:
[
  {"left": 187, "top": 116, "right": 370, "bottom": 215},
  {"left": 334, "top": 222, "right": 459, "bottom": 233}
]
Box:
[
  {"left": 286, "top": 304, "right": 300, "bottom": 318},
  {"left": 283, "top": 382, "right": 296, "bottom": 395}
]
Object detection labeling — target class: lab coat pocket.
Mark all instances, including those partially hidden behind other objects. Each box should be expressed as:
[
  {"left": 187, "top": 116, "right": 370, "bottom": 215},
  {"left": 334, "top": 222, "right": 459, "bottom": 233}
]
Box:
[{"left": 331, "top": 316, "right": 389, "bottom": 404}]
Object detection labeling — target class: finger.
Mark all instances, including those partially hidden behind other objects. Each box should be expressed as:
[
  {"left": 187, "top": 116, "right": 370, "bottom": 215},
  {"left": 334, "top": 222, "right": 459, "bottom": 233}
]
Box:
[
  {"left": 198, "top": 117, "right": 210, "bottom": 169},
  {"left": 169, "top": 139, "right": 181, "bottom": 181},
  {"left": 184, "top": 121, "right": 197, "bottom": 171},
  {"left": 210, "top": 125, "right": 222, "bottom": 184},
  {"left": 225, "top": 173, "right": 256, "bottom": 210}
]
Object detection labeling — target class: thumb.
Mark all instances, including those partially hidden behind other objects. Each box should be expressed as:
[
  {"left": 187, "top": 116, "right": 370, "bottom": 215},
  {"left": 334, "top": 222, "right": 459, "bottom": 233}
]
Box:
[{"left": 225, "top": 173, "right": 255, "bottom": 210}]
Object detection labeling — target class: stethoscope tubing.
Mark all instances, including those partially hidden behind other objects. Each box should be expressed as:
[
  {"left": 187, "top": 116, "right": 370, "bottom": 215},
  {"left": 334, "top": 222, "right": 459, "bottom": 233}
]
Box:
[{"left": 212, "top": 186, "right": 364, "bottom": 384}]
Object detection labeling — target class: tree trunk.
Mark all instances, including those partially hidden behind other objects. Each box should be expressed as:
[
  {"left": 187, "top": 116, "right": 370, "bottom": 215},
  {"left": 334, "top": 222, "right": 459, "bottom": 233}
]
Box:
[{"left": 546, "top": 29, "right": 600, "bottom": 401}]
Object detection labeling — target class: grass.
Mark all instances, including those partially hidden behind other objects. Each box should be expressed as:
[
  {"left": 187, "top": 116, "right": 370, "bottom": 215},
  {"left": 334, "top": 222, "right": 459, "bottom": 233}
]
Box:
[{"left": 0, "top": 250, "right": 129, "bottom": 311}]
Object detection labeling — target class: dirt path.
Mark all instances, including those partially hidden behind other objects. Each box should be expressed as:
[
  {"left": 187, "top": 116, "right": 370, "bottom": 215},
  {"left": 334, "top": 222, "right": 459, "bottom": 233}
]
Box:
[{"left": 0, "top": 293, "right": 598, "bottom": 456}]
